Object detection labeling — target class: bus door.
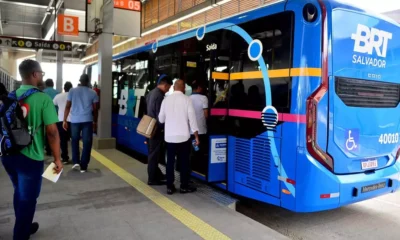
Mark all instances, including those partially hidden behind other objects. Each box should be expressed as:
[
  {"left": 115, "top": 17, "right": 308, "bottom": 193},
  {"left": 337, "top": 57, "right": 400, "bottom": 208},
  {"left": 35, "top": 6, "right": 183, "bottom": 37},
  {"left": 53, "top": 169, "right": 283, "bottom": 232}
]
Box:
[
  {"left": 205, "top": 29, "right": 232, "bottom": 184},
  {"left": 112, "top": 72, "right": 124, "bottom": 139},
  {"left": 226, "top": 27, "right": 281, "bottom": 198}
]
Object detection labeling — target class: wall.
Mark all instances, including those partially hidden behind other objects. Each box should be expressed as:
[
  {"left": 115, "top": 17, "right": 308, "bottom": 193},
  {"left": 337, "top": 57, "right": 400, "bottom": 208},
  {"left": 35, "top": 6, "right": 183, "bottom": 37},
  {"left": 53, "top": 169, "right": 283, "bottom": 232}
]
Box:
[{"left": 0, "top": 51, "right": 17, "bottom": 77}]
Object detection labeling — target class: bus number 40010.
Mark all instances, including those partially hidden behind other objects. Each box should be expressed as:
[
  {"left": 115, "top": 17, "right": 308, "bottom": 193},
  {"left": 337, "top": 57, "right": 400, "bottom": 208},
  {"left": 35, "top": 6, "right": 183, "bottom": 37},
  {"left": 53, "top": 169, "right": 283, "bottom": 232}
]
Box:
[{"left": 379, "top": 133, "right": 399, "bottom": 144}]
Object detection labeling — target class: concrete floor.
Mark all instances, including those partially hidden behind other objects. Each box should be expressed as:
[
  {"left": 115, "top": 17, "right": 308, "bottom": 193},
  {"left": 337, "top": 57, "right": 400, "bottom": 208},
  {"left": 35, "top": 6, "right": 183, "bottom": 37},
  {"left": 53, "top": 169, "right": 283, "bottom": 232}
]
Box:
[
  {"left": 0, "top": 149, "right": 287, "bottom": 240},
  {"left": 238, "top": 191, "right": 400, "bottom": 240}
]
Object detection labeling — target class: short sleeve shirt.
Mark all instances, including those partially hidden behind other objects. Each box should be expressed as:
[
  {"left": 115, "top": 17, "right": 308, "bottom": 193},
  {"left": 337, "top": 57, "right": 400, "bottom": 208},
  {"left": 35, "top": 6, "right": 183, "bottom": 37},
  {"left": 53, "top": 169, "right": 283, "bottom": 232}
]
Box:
[
  {"left": 190, "top": 94, "right": 208, "bottom": 134},
  {"left": 16, "top": 85, "right": 59, "bottom": 161},
  {"left": 53, "top": 92, "right": 70, "bottom": 122},
  {"left": 67, "top": 86, "right": 99, "bottom": 123}
]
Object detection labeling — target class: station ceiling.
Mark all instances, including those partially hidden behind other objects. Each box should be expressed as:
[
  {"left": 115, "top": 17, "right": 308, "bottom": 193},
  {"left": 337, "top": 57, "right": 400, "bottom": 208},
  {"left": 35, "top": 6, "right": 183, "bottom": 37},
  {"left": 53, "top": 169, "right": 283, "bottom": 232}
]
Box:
[{"left": 0, "top": 0, "right": 88, "bottom": 59}]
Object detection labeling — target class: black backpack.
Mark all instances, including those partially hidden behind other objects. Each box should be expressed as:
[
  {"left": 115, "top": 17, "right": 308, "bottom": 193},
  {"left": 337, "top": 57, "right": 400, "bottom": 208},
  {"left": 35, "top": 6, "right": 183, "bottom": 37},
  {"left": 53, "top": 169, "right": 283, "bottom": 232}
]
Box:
[{"left": 0, "top": 88, "right": 41, "bottom": 156}]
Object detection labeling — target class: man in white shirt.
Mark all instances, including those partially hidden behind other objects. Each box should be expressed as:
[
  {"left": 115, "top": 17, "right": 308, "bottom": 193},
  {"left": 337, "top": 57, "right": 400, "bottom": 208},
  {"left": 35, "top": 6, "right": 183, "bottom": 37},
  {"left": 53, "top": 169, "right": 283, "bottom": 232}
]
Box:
[
  {"left": 190, "top": 82, "right": 209, "bottom": 174},
  {"left": 159, "top": 79, "right": 200, "bottom": 195},
  {"left": 53, "top": 82, "right": 72, "bottom": 164}
]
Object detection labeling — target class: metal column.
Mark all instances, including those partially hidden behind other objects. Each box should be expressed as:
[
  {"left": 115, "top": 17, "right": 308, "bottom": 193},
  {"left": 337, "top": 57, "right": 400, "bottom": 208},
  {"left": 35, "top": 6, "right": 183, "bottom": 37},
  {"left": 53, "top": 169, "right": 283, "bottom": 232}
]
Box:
[
  {"left": 96, "top": 0, "right": 114, "bottom": 144},
  {"left": 56, "top": 7, "right": 64, "bottom": 92}
]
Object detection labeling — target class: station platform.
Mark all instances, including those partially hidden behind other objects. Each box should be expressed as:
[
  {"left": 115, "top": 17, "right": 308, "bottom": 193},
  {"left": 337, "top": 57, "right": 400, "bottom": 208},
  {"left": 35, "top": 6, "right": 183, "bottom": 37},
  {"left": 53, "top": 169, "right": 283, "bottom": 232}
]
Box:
[{"left": 0, "top": 147, "right": 288, "bottom": 240}]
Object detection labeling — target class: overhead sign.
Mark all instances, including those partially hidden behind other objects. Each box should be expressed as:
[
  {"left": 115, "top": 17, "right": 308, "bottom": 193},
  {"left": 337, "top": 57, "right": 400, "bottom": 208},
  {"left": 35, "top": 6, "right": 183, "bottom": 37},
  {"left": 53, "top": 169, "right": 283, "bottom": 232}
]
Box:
[
  {"left": 58, "top": 15, "right": 79, "bottom": 36},
  {"left": 114, "top": 0, "right": 141, "bottom": 11},
  {"left": 0, "top": 37, "right": 12, "bottom": 47},
  {"left": 10, "top": 38, "right": 72, "bottom": 51}
]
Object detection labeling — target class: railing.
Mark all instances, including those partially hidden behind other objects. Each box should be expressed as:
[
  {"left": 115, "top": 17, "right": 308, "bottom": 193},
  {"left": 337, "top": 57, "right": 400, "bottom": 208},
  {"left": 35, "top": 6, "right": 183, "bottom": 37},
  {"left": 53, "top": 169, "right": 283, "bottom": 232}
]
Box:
[{"left": 0, "top": 67, "right": 19, "bottom": 92}]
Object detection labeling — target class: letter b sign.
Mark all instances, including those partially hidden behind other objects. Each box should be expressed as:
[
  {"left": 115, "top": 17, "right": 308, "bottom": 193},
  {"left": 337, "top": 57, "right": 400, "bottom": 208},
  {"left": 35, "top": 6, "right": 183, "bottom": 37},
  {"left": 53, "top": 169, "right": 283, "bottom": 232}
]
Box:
[{"left": 57, "top": 15, "right": 79, "bottom": 36}]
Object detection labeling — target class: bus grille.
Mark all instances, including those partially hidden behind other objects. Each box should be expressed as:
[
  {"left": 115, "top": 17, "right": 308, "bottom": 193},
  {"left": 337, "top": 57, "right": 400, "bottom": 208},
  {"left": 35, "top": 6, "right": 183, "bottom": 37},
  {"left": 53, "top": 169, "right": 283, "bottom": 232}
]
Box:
[
  {"left": 252, "top": 138, "right": 271, "bottom": 182},
  {"left": 234, "top": 137, "right": 272, "bottom": 192},
  {"left": 336, "top": 77, "right": 400, "bottom": 108},
  {"left": 234, "top": 139, "right": 251, "bottom": 175}
]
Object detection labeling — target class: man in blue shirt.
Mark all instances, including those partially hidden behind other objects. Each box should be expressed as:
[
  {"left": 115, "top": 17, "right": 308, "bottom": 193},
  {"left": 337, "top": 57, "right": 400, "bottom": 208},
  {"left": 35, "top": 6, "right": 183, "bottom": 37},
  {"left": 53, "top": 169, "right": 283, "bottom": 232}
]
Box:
[
  {"left": 43, "top": 79, "right": 59, "bottom": 156},
  {"left": 63, "top": 74, "right": 99, "bottom": 173}
]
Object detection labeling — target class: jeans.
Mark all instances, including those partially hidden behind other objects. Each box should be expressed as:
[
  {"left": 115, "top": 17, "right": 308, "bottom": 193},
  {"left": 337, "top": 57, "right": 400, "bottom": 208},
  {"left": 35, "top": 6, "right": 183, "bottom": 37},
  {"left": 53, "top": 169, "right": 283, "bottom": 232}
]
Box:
[
  {"left": 147, "top": 130, "right": 166, "bottom": 182},
  {"left": 71, "top": 122, "right": 93, "bottom": 170},
  {"left": 166, "top": 140, "right": 191, "bottom": 188},
  {"left": 57, "top": 122, "right": 71, "bottom": 161},
  {"left": 1, "top": 154, "right": 44, "bottom": 240},
  {"left": 190, "top": 134, "right": 209, "bottom": 175}
]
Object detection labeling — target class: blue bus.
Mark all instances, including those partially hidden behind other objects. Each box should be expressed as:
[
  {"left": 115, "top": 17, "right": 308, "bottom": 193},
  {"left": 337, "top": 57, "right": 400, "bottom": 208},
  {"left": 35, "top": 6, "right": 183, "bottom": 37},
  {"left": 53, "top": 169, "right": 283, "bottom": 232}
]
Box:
[{"left": 107, "top": 0, "right": 400, "bottom": 212}]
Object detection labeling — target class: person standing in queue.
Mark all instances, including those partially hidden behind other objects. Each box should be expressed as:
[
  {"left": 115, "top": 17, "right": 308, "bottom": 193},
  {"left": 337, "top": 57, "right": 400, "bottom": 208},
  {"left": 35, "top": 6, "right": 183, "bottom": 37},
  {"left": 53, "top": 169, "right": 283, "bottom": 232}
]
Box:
[
  {"left": 53, "top": 81, "right": 73, "bottom": 164},
  {"left": 63, "top": 74, "right": 99, "bottom": 173},
  {"left": 1, "top": 59, "right": 62, "bottom": 240},
  {"left": 146, "top": 74, "right": 173, "bottom": 185},
  {"left": 158, "top": 79, "right": 200, "bottom": 195},
  {"left": 43, "top": 79, "right": 59, "bottom": 156},
  {"left": 190, "top": 81, "right": 209, "bottom": 174}
]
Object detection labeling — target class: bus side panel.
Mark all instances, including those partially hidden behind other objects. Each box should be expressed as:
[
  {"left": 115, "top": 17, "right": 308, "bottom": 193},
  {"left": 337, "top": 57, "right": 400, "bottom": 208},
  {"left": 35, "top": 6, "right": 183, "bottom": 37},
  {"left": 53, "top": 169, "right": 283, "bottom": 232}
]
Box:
[
  {"left": 280, "top": 122, "right": 298, "bottom": 211},
  {"left": 296, "top": 148, "right": 340, "bottom": 212},
  {"left": 116, "top": 115, "right": 148, "bottom": 155}
]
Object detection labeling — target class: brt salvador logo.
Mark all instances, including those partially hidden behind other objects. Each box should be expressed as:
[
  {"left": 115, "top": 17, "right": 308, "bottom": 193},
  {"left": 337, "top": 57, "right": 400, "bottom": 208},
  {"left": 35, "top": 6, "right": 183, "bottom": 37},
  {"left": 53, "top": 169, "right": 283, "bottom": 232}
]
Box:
[{"left": 351, "top": 24, "right": 392, "bottom": 68}]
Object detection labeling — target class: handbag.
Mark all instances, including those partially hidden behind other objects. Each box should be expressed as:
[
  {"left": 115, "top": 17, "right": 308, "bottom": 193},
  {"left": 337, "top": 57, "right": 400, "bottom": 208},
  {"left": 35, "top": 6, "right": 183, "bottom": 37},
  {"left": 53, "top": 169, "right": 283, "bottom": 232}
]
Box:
[{"left": 136, "top": 115, "right": 158, "bottom": 139}]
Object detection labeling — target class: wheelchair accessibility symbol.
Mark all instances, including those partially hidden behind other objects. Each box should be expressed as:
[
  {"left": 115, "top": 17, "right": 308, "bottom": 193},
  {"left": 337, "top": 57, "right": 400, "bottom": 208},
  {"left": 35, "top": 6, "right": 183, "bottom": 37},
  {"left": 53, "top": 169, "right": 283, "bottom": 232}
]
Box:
[{"left": 345, "top": 129, "right": 359, "bottom": 152}]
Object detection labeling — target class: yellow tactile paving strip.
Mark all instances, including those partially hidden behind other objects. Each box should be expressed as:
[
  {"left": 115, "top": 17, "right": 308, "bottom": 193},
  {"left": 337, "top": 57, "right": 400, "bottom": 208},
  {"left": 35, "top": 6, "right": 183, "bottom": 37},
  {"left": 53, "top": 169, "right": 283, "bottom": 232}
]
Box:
[{"left": 89, "top": 148, "right": 231, "bottom": 240}]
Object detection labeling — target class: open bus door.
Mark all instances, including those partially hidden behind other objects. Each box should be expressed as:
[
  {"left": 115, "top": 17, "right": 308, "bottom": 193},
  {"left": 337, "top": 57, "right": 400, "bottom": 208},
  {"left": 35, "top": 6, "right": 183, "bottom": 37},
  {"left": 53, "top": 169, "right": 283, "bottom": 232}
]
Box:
[{"left": 200, "top": 29, "right": 233, "bottom": 186}]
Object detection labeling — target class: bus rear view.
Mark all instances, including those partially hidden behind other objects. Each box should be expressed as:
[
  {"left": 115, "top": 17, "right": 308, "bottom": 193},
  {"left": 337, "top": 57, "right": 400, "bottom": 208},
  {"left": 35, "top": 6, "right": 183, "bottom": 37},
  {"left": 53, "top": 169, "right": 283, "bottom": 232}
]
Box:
[{"left": 300, "top": 1, "right": 400, "bottom": 212}]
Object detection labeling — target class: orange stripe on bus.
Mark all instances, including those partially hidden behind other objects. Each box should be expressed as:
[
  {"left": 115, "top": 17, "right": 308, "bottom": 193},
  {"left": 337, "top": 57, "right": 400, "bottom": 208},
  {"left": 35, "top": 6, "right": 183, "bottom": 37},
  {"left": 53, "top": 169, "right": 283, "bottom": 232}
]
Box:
[
  {"left": 212, "top": 68, "right": 321, "bottom": 80},
  {"left": 290, "top": 68, "right": 321, "bottom": 77},
  {"left": 212, "top": 72, "right": 229, "bottom": 80}
]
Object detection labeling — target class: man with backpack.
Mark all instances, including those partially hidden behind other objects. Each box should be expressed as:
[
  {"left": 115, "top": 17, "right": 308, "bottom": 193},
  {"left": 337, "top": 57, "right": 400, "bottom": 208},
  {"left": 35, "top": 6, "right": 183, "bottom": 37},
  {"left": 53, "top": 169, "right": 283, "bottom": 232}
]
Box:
[{"left": 0, "top": 59, "right": 63, "bottom": 240}]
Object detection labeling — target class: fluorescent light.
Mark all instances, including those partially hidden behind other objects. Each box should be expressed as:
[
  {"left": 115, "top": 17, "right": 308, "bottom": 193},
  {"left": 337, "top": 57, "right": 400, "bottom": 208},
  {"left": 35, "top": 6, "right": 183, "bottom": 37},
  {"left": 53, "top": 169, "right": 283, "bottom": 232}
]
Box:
[
  {"left": 64, "top": 9, "right": 86, "bottom": 14},
  {"left": 17, "top": 54, "right": 36, "bottom": 60},
  {"left": 44, "top": 22, "right": 55, "bottom": 40},
  {"left": 141, "top": 5, "right": 213, "bottom": 37},
  {"left": 113, "top": 37, "right": 137, "bottom": 48},
  {"left": 81, "top": 53, "right": 98, "bottom": 62},
  {"left": 213, "top": 0, "right": 231, "bottom": 6},
  {"left": 81, "top": 37, "right": 136, "bottom": 61}
]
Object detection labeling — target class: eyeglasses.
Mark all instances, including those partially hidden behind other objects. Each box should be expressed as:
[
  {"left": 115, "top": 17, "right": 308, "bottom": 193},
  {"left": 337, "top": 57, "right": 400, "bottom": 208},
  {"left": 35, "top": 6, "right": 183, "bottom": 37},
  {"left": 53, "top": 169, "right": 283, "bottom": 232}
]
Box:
[{"left": 34, "top": 71, "right": 45, "bottom": 77}]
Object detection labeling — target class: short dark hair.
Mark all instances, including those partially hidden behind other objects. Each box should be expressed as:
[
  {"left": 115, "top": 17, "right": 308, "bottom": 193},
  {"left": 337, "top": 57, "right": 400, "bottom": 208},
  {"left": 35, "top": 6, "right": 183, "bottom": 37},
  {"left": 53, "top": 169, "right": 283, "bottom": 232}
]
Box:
[
  {"left": 45, "top": 79, "right": 54, "bottom": 87},
  {"left": 158, "top": 75, "right": 173, "bottom": 86},
  {"left": 79, "top": 74, "right": 90, "bottom": 85},
  {"left": 192, "top": 80, "right": 206, "bottom": 91},
  {"left": 64, "top": 81, "right": 73, "bottom": 92},
  {"left": 19, "top": 59, "right": 41, "bottom": 80}
]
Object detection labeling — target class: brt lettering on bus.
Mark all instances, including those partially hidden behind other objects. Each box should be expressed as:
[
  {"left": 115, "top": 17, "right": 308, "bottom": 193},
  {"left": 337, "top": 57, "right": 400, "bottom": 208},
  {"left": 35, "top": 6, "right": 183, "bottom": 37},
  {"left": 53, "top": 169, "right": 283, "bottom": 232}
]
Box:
[{"left": 351, "top": 24, "right": 392, "bottom": 68}]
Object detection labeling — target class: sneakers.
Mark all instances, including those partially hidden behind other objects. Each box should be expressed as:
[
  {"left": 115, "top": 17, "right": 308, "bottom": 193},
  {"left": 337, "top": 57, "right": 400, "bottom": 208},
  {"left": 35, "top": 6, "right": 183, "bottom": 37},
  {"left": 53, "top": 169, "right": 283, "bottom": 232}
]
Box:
[
  {"left": 30, "top": 222, "right": 39, "bottom": 235},
  {"left": 72, "top": 164, "right": 80, "bottom": 170},
  {"left": 80, "top": 170, "right": 87, "bottom": 173}
]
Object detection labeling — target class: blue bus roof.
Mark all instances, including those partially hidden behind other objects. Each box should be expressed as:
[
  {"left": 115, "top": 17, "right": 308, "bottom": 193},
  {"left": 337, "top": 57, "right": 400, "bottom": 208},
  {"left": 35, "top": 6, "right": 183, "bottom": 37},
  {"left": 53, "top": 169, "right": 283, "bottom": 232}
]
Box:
[{"left": 112, "top": 0, "right": 399, "bottom": 61}]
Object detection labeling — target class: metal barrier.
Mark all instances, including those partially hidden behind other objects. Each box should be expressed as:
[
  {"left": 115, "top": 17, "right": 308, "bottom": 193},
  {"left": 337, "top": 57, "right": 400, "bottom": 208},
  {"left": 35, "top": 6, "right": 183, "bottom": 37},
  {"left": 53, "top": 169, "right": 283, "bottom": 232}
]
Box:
[{"left": 0, "top": 67, "right": 19, "bottom": 91}]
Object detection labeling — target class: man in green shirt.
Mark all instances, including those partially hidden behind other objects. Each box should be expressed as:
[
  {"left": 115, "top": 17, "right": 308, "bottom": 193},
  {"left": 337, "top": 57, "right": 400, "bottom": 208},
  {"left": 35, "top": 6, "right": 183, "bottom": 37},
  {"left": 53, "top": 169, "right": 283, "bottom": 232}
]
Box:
[{"left": 1, "top": 59, "right": 63, "bottom": 240}]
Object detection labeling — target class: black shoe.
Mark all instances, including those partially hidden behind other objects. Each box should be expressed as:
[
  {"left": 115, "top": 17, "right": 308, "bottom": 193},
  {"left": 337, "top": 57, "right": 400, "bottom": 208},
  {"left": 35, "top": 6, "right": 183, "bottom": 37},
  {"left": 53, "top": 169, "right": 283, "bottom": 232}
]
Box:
[
  {"left": 180, "top": 185, "right": 197, "bottom": 194},
  {"left": 30, "top": 222, "right": 39, "bottom": 235},
  {"left": 167, "top": 185, "right": 176, "bottom": 195},
  {"left": 159, "top": 174, "right": 167, "bottom": 181},
  {"left": 62, "top": 159, "right": 69, "bottom": 164},
  {"left": 148, "top": 181, "right": 166, "bottom": 186}
]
